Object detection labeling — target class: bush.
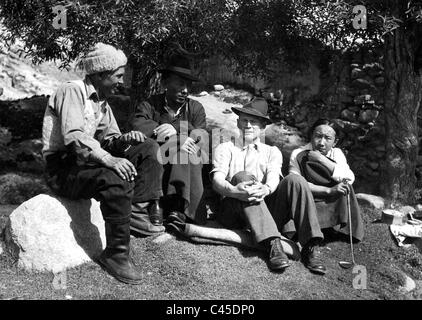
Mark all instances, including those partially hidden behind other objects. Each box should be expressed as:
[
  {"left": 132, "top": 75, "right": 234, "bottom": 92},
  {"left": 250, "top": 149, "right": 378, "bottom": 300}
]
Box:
[{"left": 0, "top": 173, "right": 49, "bottom": 205}]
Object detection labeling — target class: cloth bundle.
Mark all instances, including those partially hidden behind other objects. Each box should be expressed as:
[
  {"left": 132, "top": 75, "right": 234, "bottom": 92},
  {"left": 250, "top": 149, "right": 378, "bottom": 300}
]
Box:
[
  {"left": 171, "top": 220, "right": 301, "bottom": 260},
  {"left": 390, "top": 220, "right": 422, "bottom": 247}
]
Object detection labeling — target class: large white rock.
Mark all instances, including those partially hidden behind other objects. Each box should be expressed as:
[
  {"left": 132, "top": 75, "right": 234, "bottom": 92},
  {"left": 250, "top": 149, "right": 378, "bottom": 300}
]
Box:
[
  {"left": 4, "top": 194, "right": 106, "bottom": 273},
  {"left": 355, "top": 193, "right": 385, "bottom": 209}
]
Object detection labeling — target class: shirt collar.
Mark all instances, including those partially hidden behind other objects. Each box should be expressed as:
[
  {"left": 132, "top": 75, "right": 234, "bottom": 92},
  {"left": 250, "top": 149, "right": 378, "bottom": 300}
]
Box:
[
  {"left": 234, "top": 139, "right": 262, "bottom": 151},
  {"left": 154, "top": 93, "right": 188, "bottom": 115},
  {"left": 84, "top": 77, "right": 100, "bottom": 102},
  {"left": 164, "top": 96, "right": 188, "bottom": 118},
  {"left": 84, "top": 77, "right": 109, "bottom": 112}
]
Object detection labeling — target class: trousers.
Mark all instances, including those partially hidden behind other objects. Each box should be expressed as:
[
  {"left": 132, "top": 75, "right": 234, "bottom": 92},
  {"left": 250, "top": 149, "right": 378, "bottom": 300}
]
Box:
[
  {"left": 45, "top": 138, "right": 163, "bottom": 224},
  {"left": 217, "top": 172, "right": 324, "bottom": 246}
]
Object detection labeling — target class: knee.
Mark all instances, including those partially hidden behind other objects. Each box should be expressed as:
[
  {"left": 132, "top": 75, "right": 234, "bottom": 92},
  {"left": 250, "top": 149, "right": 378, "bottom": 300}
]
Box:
[
  {"left": 133, "top": 138, "right": 160, "bottom": 156},
  {"left": 282, "top": 173, "right": 309, "bottom": 188},
  {"left": 231, "top": 171, "right": 257, "bottom": 185},
  {"left": 101, "top": 169, "right": 134, "bottom": 199},
  {"left": 144, "top": 137, "right": 160, "bottom": 152}
]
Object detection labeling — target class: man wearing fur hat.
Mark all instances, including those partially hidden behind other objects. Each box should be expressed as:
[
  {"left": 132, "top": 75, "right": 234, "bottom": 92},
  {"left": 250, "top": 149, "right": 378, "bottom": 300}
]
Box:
[
  {"left": 131, "top": 55, "right": 208, "bottom": 227},
  {"left": 42, "top": 43, "right": 164, "bottom": 284}
]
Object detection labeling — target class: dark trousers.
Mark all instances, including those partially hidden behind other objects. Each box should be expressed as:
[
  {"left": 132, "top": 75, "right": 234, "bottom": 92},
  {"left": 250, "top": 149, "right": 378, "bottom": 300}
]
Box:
[
  {"left": 124, "top": 139, "right": 163, "bottom": 203},
  {"left": 266, "top": 174, "right": 324, "bottom": 246},
  {"left": 162, "top": 162, "right": 206, "bottom": 225},
  {"left": 218, "top": 172, "right": 324, "bottom": 246},
  {"left": 45, "top": 138, "right": 163, "bottom": 224},
  {"left": 314, "top": 185, "right": 364, "bottom": 241}
]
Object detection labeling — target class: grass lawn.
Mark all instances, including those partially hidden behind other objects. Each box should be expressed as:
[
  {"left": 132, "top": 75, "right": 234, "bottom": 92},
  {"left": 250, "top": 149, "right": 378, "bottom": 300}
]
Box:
[{"left": 1, "top": 204, "right": 422, "bottom": 300}]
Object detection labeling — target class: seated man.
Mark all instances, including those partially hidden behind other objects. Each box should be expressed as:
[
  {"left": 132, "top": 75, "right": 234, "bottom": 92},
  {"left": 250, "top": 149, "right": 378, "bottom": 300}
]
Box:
[
  {"left": 42, "top": 43, "right": 164, "bottom": 285},
  {"left": 211, "top": 98, "right": 327, "bottom": 274},
  {"left": 131, "top": 55, "right": 208, "bottom": 226},
  {"left": 289, "top": 118, "right": 364, "bottom": 242}
]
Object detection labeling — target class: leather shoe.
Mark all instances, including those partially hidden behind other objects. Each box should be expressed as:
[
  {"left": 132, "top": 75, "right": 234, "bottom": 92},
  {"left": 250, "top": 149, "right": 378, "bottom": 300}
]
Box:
[
  {"left": 166, "top": 211, "right": 187, "bottom": 224},
  {"left": 302, "top": 239, "right": 327, "bottom": 275},
  {"left": 268, "top": 238, "right": 291, "bottom": 271},
  {"left": 166, "top": 220, "right": 186, "bottom": 235},
  {"left": 149, "top": 200, "right": 163, "bottom": 226},
  {"left": 130, "top": 211, "right": 165, "bottom": 237}
]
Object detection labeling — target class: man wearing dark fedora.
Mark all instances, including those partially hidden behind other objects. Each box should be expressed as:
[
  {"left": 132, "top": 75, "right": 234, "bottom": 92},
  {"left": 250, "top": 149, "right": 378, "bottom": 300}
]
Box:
[
  {"left": 211, "top": 98, "right": 327, "bottom": 274},
  {"left": 131, "top": 54, "right": 208, "bottom": 228}
]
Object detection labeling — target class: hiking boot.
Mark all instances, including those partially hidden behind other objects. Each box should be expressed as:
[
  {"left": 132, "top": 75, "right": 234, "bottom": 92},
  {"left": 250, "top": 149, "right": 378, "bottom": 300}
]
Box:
[
  {"left": 97, "top": 222, "right": 143, "bottom": 285},
  {"left": 148, "top": 200, "right": 163, "bottom": 226},
  {"left": 268, "top": 238, "right": 291, "bottom": 271},
  {"left": 302, "top": 239, "right": 327, "bottom": 275}
]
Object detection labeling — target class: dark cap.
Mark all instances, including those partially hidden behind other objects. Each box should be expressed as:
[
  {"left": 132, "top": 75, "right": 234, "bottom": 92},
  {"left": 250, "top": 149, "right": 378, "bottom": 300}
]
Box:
[{"left": 159, "top": 55, "right": 200, "bottom": 82}]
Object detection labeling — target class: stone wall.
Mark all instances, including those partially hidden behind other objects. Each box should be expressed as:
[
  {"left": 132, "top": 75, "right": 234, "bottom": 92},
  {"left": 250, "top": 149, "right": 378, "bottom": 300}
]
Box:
[
  {"left": 265, "top": 48, "right": 386, "bottom": 194},
  {"left": 194, "top": 55, "right": 321, "bottom": 103}
]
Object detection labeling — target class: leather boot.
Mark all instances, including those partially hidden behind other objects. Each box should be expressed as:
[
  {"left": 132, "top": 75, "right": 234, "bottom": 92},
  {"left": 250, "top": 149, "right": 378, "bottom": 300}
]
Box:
[
  {"left": 131, "top": 203, "right": 165, "bottom": 236},
  {"left": 98, "top": 222, "right": 143, "bottom": 285},
  {"left": 301, "top": 238, "right": 327, "bottom": 275},
  {"left": 148, "top": 200, "right": 163, "bottom": 226}
]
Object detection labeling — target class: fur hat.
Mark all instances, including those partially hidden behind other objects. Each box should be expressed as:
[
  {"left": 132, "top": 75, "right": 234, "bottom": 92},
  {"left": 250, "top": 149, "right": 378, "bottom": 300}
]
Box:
[{"left": 79, "top": 43, "right": 127, "bottom": 75}]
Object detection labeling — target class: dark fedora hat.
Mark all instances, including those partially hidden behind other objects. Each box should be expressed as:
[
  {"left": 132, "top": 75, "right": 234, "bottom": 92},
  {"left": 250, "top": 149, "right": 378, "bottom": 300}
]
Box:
[
  {"left": 159, "top": 54, "right": 200, "bottom": 82},
  {"left": 231, "top": 97, "right": 272, "bottom": 124}
]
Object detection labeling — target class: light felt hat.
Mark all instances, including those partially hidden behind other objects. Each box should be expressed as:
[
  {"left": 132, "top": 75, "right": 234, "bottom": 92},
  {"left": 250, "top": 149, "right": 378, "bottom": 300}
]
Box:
[{"left": 231, "top": 97, "right": 272, "bottom": 124}]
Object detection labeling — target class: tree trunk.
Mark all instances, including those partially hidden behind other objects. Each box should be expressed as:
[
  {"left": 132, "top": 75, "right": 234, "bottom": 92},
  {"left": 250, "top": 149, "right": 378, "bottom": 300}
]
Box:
[
  {"left": 382, "top": 23, "right": 422, "bottom": 203},
  {"left": 129, "top": 60, "right": 162, "bottom": 114}
]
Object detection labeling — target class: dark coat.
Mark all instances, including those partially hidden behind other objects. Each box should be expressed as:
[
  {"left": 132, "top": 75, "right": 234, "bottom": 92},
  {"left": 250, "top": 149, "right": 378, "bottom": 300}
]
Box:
[
  {"left": 130, "top": 93, "right": 207, "bottom": 136},
  {"left": 130, "top": 94, "right": 207, "bottom": 224}
]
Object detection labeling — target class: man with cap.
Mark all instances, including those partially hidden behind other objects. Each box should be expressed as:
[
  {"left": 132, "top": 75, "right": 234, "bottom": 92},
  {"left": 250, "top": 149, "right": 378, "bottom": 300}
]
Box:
[
  {"left": 211, "top": 98, "right": 327, "bottom": 274},
  {"left": 42, "top": 43, "right": 164, "bottom": 285},
  {"left": 131, "top": 54, "right": 208, "bottom": 227}
]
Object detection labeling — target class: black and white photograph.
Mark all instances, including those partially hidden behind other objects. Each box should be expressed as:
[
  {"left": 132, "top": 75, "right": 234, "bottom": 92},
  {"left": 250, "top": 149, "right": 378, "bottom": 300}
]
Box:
[{"left": 0, "top": 0, "right": 422, "bottom": 305}]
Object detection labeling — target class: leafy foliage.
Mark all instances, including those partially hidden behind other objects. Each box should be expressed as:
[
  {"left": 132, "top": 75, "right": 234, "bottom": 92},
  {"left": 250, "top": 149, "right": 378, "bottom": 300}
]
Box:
[
  {"left": 3, "top": 0, "right": 422, "bottom": 201},
  {"left": 0, "top": 0, "right": 374, "bottom": 82}
]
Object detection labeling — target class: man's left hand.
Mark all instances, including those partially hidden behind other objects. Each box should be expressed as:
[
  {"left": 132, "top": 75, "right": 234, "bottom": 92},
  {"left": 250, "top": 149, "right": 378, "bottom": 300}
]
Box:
[
  {"left": 181, "top": 137, "right": 199, "bottom": 155},
  {"left": 154, "top": 124, "right": 177, "bottom": 142}
]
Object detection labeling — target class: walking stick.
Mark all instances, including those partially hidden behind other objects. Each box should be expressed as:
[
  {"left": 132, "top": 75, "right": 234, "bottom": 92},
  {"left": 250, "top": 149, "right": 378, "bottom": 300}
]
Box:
[{"left": 339, "top": 179, "right": 355, "bottom": 269}]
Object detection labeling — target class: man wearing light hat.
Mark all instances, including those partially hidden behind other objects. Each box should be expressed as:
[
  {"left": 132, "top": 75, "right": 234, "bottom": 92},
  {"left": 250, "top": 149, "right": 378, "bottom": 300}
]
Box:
[
  {"left": 211, "top": 98, "right": 327, "bottom": 274},
  {"left": 42, "top": 43, "right": 164, "bottom": 284}
]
